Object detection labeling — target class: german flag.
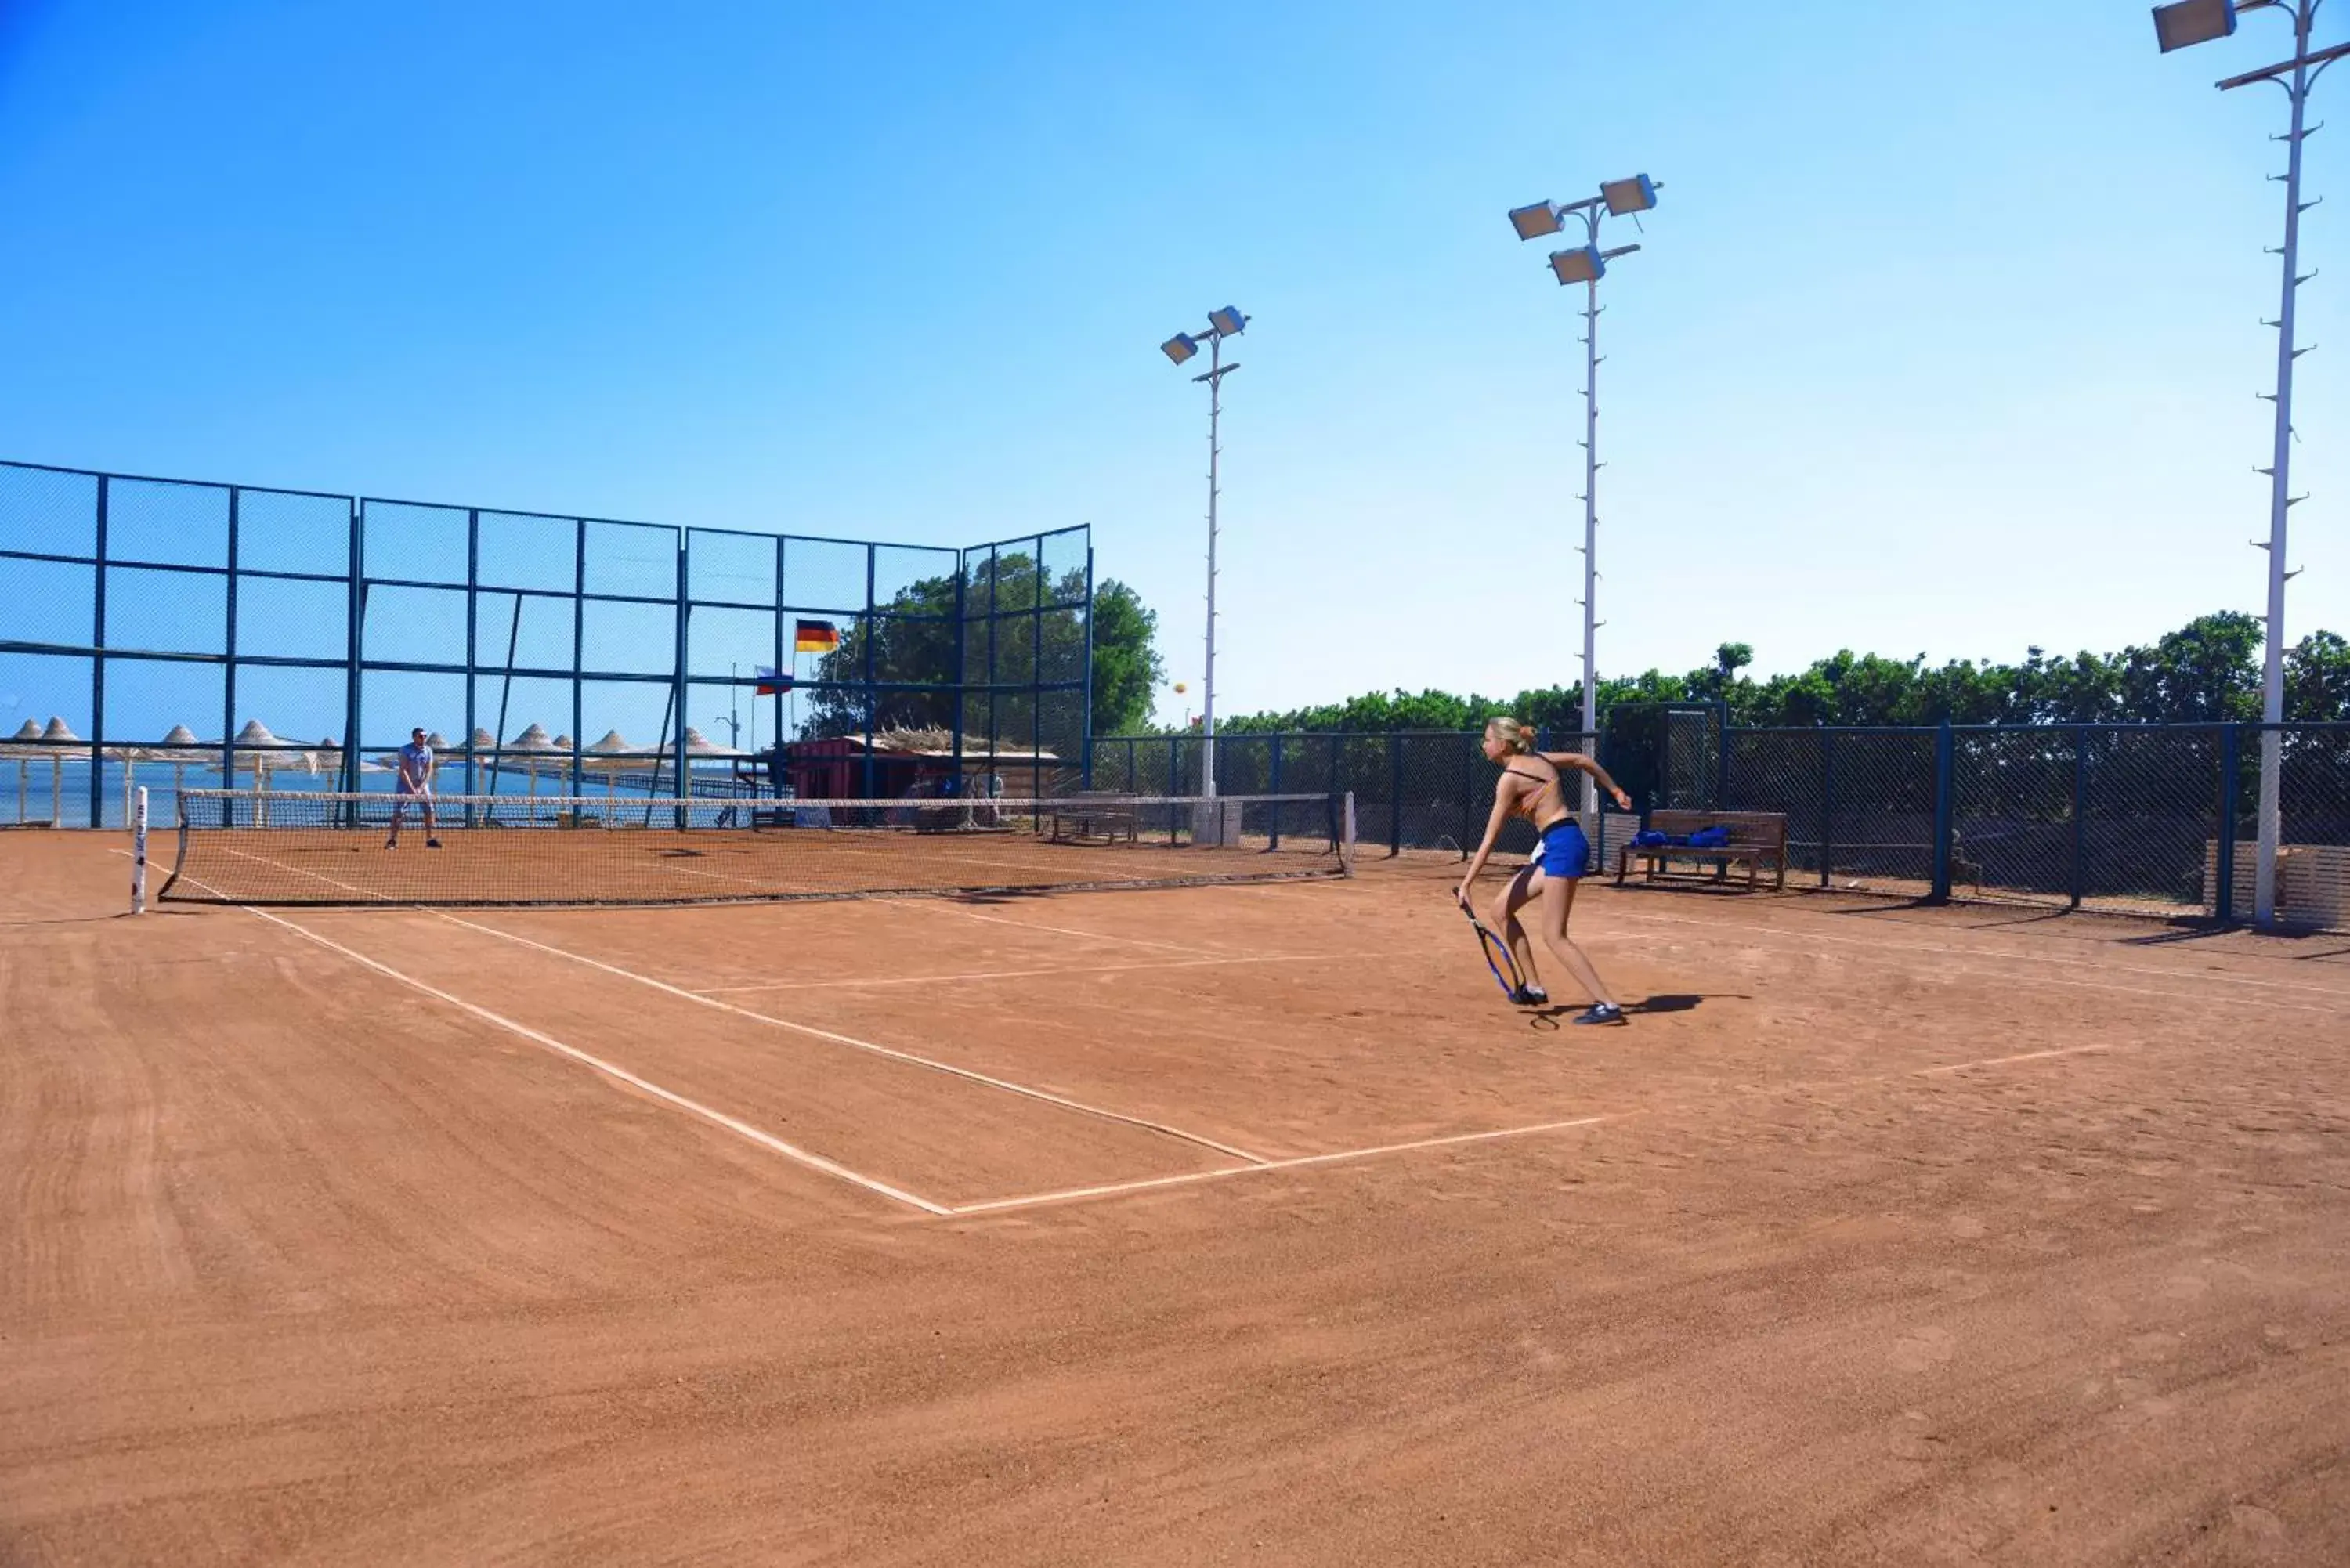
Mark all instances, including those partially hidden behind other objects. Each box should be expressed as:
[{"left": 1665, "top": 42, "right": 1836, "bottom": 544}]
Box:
[{"left": 794, "top": 619, "right": 841, "bottom": 653}]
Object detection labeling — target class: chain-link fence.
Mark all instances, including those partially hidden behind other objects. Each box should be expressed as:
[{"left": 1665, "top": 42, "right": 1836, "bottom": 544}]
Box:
[
  {"left": 1083, "top": 720, "right": 2350, "bottom": 932},
  {"left": 1, "top": 459, "right": 1089, "bottom": 826}
]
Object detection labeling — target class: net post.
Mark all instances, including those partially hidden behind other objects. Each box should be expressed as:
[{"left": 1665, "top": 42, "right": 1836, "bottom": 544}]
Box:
[
  {"left": 1340, "top": 791, "right": 1356, "bottom": 875},
  {"left": 130, "top": 786, "right": 148, "bottom": 915}
]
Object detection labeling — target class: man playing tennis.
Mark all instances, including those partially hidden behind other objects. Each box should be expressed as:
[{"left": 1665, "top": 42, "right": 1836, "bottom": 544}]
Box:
[
  {"left": 386, "top": 726, "right": 443, "bottom": 849},
  {"left": 1457, "top": 717, "right": 1631, "bottom": 1025}
]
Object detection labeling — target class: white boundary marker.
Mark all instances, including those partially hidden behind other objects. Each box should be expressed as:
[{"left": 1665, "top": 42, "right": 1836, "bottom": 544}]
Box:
[
  {"left": 153, "top": 864, "right": 950, "bottom": 1215},
  {"left": 436, "top": 912, "right": 1271, "bottom": 1165},
  {"left": 698, "top": 950, "right": 1372, "bottom": 995}
]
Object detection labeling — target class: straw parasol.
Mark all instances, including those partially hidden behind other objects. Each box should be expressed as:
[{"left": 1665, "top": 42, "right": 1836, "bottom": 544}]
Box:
[
  {"left": 106, "top": 723, "right": 212, "bottom": 819},
  {"left": 579, "top": 729, "right": 650, "bottom": 797},
  {"left": 502, "top": 722, "right": 562, "bottom": 797}
]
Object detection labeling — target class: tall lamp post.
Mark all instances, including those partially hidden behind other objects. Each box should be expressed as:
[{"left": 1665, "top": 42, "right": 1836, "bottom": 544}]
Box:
[
  {"left": 1161, "top": 305, "right": 1248, "bottom": 799},
  {"left": 2154, "top": 0, "right": 2345, "bottom": 930},
  {"left": 1506, "top": 175, "right": 1661, "bottom": 833}
]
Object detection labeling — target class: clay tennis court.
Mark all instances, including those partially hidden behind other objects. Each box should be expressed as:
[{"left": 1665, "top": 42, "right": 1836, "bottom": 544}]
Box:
[{"left": 6, "top": 830, "right": 2349, "bottom": 1564}]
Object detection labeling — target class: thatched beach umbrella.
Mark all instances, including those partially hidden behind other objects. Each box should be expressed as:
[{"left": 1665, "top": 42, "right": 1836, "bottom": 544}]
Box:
[
  {"left": 3, "top": 720, "right": 47, "bottom": 825},
  {"left": 579, "top": 729, "right": 650, "bottom": 797},
  {"left": 502, "top": 722, "right": 562, "bottom": 797}
]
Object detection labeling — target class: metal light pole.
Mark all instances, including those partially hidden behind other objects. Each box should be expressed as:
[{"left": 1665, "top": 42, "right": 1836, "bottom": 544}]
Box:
[
  {"left": 1162, "top": 306, "right": 1248, "bottom": 799},
  {"left": 1508, "top": 178, "right": 1661, "bottom": 834},
  {"left": 2155, "top": 0, "right": 2345, "bottom": 927}
]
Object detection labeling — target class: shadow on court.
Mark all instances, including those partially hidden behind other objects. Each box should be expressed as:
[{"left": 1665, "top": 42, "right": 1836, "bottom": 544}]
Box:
[{"left": 1521, "top": 992, "right": 1744, "bottom": 1030}]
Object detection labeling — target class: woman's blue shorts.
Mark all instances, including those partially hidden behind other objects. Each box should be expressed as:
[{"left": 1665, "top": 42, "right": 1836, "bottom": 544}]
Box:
[{"left": 1536, "top": 818, "right": 1590, "bottom": 880}]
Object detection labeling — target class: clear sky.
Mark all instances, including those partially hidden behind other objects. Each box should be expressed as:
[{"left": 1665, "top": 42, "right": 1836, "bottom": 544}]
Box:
[{"left": 2, "top": 0, "right": 2342, "bottom": 728}]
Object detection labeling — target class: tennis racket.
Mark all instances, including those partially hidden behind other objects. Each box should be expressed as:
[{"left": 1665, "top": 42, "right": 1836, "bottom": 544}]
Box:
[{"left": 1456, "top": 894, "right": 1526, "bottom": 1002}]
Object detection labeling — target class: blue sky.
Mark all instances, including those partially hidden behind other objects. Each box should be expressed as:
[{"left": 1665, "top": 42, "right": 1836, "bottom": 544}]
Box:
[{"left": 1, "top": 0, "right": 2342, "bottom": 729}]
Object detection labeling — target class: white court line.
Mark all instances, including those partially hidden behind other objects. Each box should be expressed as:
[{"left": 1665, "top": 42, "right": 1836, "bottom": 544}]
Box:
[
  {"left": 1917, "top": 1042, "right": 2114, "bottom": 1075},
  {"left": 949, "top": 1115, "right": 1619, "bottom": 1215},
  {"left": 949, "top": 1026, "right": 2160, "bottom": 1216},
  {"left": 899, "top": 898, "right": 1211, "bottom": 953},
  {"left": 193, "top": 844, "right": 1269, "bottom": 1164},
  {"left": 151, "top": 864, "right": 949, "bottom": 1215},
  {"left": 431, "top": 914, "right": 1271, "bottom": 1165},
  {"left": 698, "top": 949, "right": 1377, "bottom": 995},
  {"left": 1604, "top": 905, "right": 2350, "bottom": 1010}
]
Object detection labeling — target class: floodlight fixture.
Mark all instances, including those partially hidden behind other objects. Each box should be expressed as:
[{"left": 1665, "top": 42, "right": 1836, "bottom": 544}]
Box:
[
  {"left": 1509, "top": 201, "right": 1567, "bottom": 241},
  {"left": 1207, "top": 305, "right": 1247, "bottom": 338},
  {"left": 1162, "top": 333, "right": 1198, "bottom": 366},
  {"left": 1600, "top": 174, "right": 1658, "bottom": 216},
  {"left": 2152, "top": 0, "right": 2240, "bottom": 51},
  {"left": 1549, "top": 246, "right": 1605, "bottom": 286}
]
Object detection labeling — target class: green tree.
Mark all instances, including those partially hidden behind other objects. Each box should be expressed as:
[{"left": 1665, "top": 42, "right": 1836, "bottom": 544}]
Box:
[
  {"left": 1089, "top": 579, "right": 1165, "bottom": 735},
  {"left": 2285, "top": 630, "right": 2350, "bottom": 722}
]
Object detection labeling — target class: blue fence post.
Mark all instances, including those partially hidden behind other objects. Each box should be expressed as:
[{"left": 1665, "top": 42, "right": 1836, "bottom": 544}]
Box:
[
  {"left": 1080, "top": 544, "right": 1095, "bottom": 789},
  {"left": 91, "top": 475, "right": 108, "bottom": 829},
  {"left": 2069, "top": 725, "right": 2088, "bottom": 911},
  {"left": 675, "top": 533, "right": 692, "bottom": 802},
  {"left": 1716, "top": 708, "right": 1731, "bottom": 811},
  {"left": 1389, "top": 732, "right": 1404, "bottom": 856},
  {"left": 859, "top": 544, "right": 877, "bottom": 800},
  {"left": 464, "top": 508, "right": 479, "bottom": 806},
  {"left": 1460, "top": 732, "right": 1477, "bottom": 858},
  {"left": 1267, "top": 734, "right": 1284, "bottom": 849},
  {"left": 2216, "top": 722, "right": 2241, "bottom": 924},
  {"left": 1819, "top": 728, "right": 1834, "bottom": 889},
  {"left": 345, "top": 499, "right": 365, "bottom": 809},
  {"left": 571, "top": 520, "right": 588, "bottom": 798},
  {"left": 1930, "top": 721, "right": 1955, "bottom": 902},
  {"left": 222, "top": 486, "right": 240, "bottom": 826}
]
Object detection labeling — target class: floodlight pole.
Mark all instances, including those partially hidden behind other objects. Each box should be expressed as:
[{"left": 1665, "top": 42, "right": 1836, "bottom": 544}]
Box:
[
  {"left": 2164, "top": 0, "right": 2344, "bottom": 927},
  {"left": 1162, "top": 311, "right": 1245, "bottom": 799},
  {"left": 1198, "top": 334, "right": 1231, "bottom": 799},
  {"left": 1574, "top": 201, "right": 1605, "bottom": 831}
]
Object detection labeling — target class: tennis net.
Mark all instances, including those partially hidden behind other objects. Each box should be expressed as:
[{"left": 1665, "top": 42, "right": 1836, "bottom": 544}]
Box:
[{"left": 158, "top": 789, "right": 1356, "bottom": 907}]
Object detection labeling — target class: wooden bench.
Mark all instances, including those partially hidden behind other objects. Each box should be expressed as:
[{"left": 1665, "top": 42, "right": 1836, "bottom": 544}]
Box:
[
  {"left": 1615, "top": 809, "right": 1789, "bottom": 891},
  {"left": 1045, "top": 793, "right": 1141, "bottom": 846}
]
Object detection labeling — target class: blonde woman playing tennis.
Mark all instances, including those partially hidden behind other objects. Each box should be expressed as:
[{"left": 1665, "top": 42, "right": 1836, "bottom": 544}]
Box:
[{"left": 1456, "top": 717, "right": 1632, "bottom": 1026}]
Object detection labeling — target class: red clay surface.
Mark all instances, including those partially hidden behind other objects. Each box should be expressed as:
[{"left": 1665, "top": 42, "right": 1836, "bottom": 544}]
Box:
[{"left": 5, "top": 831, "right": 2349, "bottom": 1564}]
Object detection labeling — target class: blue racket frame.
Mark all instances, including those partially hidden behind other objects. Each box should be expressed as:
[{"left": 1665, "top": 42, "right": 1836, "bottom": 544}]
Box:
[{"left": 1457, "top": 897, "right": 1526, "bottom": 1001}]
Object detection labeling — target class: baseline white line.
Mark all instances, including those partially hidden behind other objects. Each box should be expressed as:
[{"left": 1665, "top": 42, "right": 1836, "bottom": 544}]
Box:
[
  {"left": 697, "top": 950, "right": 1376, "bottom": 995},
  {"left": 1607, "top": 905, "right": 2350, "bottom": 1002},
  {"left": 195, "top": 845, "right": 1271, "bottom": 1160},
  {"left": 949, "top": 1114, "right": 1621, "bottom": 1215},
  {"left": 435, "top": 913, "right": 1271, "bottom": 1165},
  {"left": 150, "top": 864, "right": 949, "bottom": 1215},
  {"left": 1916, "top": 1042, "right": 2114, "bottom": 1075},
  {"left": 949, "top": 1025, "right": 2189, "bottom": 1215}
]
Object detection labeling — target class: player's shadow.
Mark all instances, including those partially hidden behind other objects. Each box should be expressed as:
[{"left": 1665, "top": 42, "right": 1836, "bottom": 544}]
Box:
[{"left": 1524, "top": 992, "right": 1741, "bottom": 1029}]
